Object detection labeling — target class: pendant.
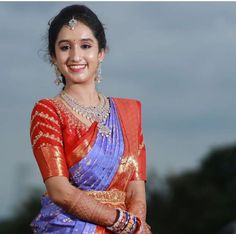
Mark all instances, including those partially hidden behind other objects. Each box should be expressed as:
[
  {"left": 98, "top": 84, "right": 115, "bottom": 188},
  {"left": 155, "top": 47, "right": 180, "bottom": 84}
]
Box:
[{"left": 98, "top": 123, "right": 111, "bottom": 137}]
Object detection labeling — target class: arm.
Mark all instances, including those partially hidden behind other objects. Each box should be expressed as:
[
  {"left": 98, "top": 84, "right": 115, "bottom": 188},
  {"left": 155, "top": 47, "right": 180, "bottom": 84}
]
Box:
[
  {"left": 30, "top": 100, "right": 117, "bottom": 227},
  {"left": 126, "top": 180, "right": 147, "bottom": 221},
  {"left": 125, "top": 101, "right": 151, "bottom": 233},
  {"left": 45, "top": 176, "right": 117, "bottom": 226},
  {"left": 31, "top": 100, "right": 142, "bottom": 233},
  {"left": 126, "top": 181, "right": 152, "bottom": 234}
]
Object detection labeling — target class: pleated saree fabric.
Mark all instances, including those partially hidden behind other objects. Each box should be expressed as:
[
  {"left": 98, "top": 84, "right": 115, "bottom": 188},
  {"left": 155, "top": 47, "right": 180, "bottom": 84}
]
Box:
[{"left": 30, "top": 96, "right": 146, "bottom": 233}]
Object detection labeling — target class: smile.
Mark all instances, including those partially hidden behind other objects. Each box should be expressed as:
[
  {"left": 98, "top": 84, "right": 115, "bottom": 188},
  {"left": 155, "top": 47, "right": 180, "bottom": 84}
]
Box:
[{"left": 69, "top": 64, "right": 87, "bottom": 72}]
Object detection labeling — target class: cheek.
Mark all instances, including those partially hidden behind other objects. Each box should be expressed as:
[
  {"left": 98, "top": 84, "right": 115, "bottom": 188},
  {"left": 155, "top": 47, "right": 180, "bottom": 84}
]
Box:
[
  {"left": 86, "top": 52, "right": 98, "bottom": 62},
  {"left": 55, "top": 50, "right": 67, "bottom": 63}
]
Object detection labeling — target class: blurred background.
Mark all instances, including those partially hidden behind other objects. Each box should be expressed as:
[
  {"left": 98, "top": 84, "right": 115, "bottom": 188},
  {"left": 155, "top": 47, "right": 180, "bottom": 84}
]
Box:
[{"left": 0, "top": 2, "right": 236, "bottom": 234}]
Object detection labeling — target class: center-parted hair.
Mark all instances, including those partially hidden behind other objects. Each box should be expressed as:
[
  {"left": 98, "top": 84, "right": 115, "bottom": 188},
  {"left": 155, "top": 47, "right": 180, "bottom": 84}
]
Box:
[
  {"left": 47, "top": 5, "right": 107, "bottom": 87},
  {"left": 48, "top": 4, "right": 107, "bottom": 57}
]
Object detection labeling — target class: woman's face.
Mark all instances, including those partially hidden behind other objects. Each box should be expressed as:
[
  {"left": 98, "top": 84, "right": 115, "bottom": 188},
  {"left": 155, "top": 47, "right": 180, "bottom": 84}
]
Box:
[{"left": 53, "top": 21, "right": 105, "bottom": 86}]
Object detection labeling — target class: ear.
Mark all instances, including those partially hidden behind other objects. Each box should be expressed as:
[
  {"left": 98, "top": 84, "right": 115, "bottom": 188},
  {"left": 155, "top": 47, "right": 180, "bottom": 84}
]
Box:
[{"left": 98, "top": 48, "right": 105, "bottom": 63}]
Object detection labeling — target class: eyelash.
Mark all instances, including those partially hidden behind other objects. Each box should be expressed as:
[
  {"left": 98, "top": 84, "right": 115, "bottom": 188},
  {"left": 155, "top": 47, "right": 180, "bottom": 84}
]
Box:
[{"left": 60, "top": 44, "right": 91, "bottom": 51}]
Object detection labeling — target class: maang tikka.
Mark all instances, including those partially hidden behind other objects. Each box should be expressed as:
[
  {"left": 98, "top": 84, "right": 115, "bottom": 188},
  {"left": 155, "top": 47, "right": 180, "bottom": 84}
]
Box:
[{"left": 67, "top": 17, "right": 78, "bottom": 30}]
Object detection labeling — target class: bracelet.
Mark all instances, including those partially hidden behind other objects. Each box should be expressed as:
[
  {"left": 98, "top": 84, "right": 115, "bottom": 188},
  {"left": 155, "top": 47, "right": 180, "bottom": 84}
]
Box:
[
  {"left": 128, "top": 216, "right": 137, "bottom": 234},
  {"left": 135, "top": 217, "right": 143, "bottom": 234},
  {"left": 107, "top": 208, "right": 127, "bottom": 233},
  {"left": 121, "top": 215, "right": 137, "bottom": 234},
  {"left": 106, "top": 209, "right": 139, "bottom": 234}
]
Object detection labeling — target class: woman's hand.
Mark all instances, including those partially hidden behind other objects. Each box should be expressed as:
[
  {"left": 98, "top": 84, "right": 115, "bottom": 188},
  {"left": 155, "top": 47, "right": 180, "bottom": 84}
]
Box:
[
  {"left": 135, "top": 221, "right": 152, "bottom": 234},
  {"left": 141, "top": 221, "right": 152, "bottom": 234}
]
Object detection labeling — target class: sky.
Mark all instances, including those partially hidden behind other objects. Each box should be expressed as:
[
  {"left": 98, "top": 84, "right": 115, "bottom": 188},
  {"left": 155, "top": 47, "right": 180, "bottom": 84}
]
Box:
[{"left": 0, "top": 2, "right": 236, "bottom": 219}]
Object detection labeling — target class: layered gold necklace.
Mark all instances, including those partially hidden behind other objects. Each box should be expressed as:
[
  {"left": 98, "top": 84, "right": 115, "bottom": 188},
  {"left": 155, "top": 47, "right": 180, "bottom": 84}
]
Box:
[{"left": 60, "top": 91, "right": 111, "bottom": 137}]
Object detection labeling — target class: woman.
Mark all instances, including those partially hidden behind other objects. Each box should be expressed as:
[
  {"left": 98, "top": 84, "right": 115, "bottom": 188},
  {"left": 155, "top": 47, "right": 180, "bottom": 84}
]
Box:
[{"left": 30, "top": 4, "right": 151, "bottom": 234}]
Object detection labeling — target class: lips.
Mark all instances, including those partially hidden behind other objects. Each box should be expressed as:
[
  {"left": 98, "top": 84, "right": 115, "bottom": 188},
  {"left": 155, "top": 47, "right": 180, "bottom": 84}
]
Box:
[{"left": 68, "top": 64, "right": 87, "bottom": 72}]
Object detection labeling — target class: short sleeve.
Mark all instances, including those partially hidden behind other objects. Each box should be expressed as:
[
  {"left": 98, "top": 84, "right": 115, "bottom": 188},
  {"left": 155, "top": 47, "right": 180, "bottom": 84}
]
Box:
[
  {"left": 30, "top": 99, "right": 69, "bottom": 182},
  {"left": 131, "top": 100, "right": 147, "bottom": 181}
]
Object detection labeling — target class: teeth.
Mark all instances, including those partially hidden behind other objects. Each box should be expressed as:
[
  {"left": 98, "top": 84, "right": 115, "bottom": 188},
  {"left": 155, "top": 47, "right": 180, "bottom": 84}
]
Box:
[{"left": 70, "top": 65, "right": 86, "bottom": 69}]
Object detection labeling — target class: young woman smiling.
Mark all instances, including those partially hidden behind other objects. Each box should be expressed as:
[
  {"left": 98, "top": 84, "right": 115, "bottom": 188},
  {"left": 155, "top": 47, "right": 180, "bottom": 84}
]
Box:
[{"left": 30, "top": 5, "right": 151, "bottom": 234}]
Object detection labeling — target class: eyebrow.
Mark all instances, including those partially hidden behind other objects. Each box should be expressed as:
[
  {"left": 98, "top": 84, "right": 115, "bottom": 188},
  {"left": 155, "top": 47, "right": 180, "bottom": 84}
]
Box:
[{"left": 58, "top": 38, "right": 95, "bottom": 44}]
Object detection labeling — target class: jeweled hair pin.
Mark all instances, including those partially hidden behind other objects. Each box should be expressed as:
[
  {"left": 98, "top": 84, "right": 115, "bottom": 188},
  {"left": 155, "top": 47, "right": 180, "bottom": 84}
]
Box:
[{"left": 68, "top": 17, "right": 78, "bottom": 30}]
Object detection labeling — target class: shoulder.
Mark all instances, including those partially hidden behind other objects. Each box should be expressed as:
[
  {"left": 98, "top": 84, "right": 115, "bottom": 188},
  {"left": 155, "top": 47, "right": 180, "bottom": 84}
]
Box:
[
  {"left": 111, "top": 97, "right": 142, "bottom": 121},
  {"left": 112, "top": 97, "right": 142, "bottom": 109},
  {"left": 31, "top": 98, "right": 58, "bottom": 117}
]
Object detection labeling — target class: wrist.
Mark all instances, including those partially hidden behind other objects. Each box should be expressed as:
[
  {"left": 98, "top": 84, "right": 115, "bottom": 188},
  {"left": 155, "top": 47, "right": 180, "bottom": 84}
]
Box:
[{"left": 106, "top": 208, "right": 139, "bottom": 234}]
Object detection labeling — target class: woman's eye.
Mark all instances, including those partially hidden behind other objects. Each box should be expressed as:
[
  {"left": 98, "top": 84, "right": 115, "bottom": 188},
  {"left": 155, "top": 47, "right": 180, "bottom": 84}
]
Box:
[
  {"left": 81, "top": 44, "right": 91, "bottom": 49},
  {"left": 60, "top": 45, "right": 70, "bottom": 51}
]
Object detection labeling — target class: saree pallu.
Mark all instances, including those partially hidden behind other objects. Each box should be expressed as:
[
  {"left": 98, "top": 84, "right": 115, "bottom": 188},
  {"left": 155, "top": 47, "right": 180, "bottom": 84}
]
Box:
[{"left": 30, "top": 96, "right": 146, "bottom": 234}]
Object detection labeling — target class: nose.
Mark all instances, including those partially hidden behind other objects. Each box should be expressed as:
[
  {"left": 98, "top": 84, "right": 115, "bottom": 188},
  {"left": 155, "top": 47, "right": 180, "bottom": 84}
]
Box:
[{"left": 70, "top": 45, "right": 82, "bottom": 62}]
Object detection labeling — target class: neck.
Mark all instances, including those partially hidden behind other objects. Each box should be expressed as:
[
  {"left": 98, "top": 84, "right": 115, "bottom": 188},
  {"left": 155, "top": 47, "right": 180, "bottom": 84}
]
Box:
[{"left": 63, "top": 83, "right": 99, "bottom": 107}]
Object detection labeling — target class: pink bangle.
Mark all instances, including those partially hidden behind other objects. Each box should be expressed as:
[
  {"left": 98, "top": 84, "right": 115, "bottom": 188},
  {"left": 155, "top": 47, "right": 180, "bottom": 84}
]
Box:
[{"left": 135, "top": 218, "right": 143, "bottom": 234}]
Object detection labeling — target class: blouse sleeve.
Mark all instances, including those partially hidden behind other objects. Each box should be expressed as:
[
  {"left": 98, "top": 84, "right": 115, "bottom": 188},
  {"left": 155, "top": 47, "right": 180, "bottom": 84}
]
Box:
[
  {"left": 131, "top": 100, "right": 147, "bottom": 181},
  {"left": 30, "top": 99, "right": 69, "bottom": 182}
]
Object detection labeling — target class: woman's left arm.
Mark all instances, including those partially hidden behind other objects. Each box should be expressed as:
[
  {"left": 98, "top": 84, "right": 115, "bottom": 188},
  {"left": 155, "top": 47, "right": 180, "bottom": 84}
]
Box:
[
  {"left": 126, "top": 180, "right": 152, "bottom": 234},
  {"left": 126, "top": 180, "right": 147, "bottom": 221}
]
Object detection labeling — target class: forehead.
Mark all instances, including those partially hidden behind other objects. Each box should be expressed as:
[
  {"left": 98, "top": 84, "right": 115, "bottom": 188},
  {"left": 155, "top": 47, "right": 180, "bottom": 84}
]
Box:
[{"left": 56, "top": 21, "right": 96, "bottom": 42}]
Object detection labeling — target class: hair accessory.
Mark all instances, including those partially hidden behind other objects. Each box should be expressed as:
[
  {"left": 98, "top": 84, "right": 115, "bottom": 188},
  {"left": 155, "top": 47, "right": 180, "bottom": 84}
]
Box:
[
  {"left": 54, "top": 65, "right": 62, "bottom": 85},
  {"left": 95, "top": 62, "right": 102, "bottom": 84},
  {"left": 68, "top": 17, "right": 78, "bottom": 30}
]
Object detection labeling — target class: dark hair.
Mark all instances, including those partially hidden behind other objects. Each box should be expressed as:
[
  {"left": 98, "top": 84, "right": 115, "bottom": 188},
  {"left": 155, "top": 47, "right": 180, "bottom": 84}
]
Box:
[{"left": 48, "top": 5, "right": 107, "bottom": 87}]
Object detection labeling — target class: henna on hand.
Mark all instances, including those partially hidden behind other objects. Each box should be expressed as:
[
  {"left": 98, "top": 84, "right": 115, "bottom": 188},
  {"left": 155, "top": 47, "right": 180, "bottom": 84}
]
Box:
[{"left": 59, "top": 187, "right": 117, "bottom": 227}]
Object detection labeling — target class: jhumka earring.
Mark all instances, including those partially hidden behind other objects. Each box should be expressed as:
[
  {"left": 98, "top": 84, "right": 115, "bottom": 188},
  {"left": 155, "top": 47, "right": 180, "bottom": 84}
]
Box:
[
  {"left": 54, "top": 65, "right": 62, "bottom": 86},
  {"left": 95, "top": 62, "right": 103, "bottom": 84}
]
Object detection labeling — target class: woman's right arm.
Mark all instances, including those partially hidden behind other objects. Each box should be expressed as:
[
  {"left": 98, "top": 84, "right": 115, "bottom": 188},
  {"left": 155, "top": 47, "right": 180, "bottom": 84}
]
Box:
[
  {"left": 30, "top": 100, "right": 117, "bottom": 227},
  {"left": 45, "top": 176, "right": 117, "bottom": 226},
  {"left": 30, "top": 100, "right": 141, "bottom": 233}
]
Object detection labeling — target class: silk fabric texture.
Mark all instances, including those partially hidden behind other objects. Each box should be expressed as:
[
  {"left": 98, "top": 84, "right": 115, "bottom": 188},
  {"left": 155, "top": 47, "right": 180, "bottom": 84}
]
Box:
[{"left": 30, "top": 96, "right": 146, "bottom": 233}]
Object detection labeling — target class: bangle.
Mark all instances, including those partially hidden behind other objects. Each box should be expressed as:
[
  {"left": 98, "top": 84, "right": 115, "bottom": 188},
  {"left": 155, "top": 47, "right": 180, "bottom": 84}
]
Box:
[
  {"left": 121, "top": 215, "right": 137, "bottom": 234},
  {"left": 135, "top": 217, "right": 143, "bottom": 234},
  {"left": 119, "top": 211, "right": 130, "bottom": 232},
  {"left": 129, "top": 216, "right": 137, "bottom": 234},
  {"left": 107, "top": 208, "right": 122, "bottom": 231},
  {"left": 106, "top": 209, "right": 138, "bottom": 234}
]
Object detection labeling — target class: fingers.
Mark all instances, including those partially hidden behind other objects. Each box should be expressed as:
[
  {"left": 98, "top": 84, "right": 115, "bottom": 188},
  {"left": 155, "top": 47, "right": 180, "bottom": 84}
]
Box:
[{"left": 143, "top": 222, "right": 152, "bottom": 234}]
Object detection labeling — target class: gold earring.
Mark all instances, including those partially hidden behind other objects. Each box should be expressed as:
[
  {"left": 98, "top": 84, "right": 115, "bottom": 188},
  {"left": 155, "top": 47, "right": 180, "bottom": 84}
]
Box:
[
  {"left": 54, "top": 65, "right": 62, "bottom": 86},
  {"left": 95, "top": 62, "right": 102, "bottom": 84}
]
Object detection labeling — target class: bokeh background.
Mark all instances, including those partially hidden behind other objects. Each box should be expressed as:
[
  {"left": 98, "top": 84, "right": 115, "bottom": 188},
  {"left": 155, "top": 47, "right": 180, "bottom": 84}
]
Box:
[{"left": 0, "top": 2, "right": 236, "bottom": 234}]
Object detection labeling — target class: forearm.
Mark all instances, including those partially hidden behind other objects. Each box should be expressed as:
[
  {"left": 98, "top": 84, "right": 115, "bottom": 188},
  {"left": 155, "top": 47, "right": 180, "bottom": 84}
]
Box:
[
  {"left": 125, "top": 181, "right": 147, "bottom": 221},
  {"left": 53, "top": 186, "right": 117, "bottom": 226},
  {"left": 126, "top": 198, "right": 147, "bottom": 221},
  {"left": 46, "top": 177, "right": 142, "bottom": 233}
]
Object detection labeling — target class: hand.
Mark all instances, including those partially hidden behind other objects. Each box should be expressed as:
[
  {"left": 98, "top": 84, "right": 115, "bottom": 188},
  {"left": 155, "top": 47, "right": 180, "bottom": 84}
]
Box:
[
  {"left": 136, "top": 219, "right": 152, "bottom": 234},
  {"left": 142, "top": 221, "right": 152, "bottom": 234}
]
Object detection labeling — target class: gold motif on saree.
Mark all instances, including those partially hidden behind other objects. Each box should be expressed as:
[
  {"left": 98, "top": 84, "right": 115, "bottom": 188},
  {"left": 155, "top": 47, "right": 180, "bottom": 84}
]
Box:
[
  {"left": 31, "top": 121, "right": 61, "bottom": 137},
  {"left": 32, "top": 131, "right": 63, "bottom": 147},
  {"left": 31, "top": 111, "right": 59, "bottom": 126},
  {"left": 137, "top": 140, "right": 145, "bottom": 156},
  {"left": 118, "top": 155, "right": 139, "bottom": 179},
  {"left": 36, "top": 145, "right": 68, "bottom": 179},
  {"left": 37, "top": 102, "right": 58, "bottom": 116},
  {"left": 85, "top": 189, "right": 126, "bottom": 204}
]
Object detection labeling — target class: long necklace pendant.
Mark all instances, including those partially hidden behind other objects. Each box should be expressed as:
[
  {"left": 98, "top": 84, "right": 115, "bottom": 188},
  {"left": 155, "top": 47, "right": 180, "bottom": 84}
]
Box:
[{"left": 97, "top": 123, "right": 111, "bottom": 137}]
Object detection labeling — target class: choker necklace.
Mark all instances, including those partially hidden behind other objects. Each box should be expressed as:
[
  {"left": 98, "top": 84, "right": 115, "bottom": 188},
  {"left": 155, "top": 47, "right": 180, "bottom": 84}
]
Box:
[{"left": 60, "top": 91, "right": 111, "bottom": 137}]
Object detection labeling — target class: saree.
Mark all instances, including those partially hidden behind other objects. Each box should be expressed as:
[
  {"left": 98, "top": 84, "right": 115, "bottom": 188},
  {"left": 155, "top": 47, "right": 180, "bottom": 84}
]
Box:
[{"left": 30, "top": 96, "right": 146, "bottom": 234}]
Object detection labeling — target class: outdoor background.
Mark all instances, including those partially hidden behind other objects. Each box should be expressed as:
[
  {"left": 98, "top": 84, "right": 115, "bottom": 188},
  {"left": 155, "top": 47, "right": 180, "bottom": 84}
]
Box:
[{"left": 0, "top": 2, "right": 236, "bottom": 234}]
